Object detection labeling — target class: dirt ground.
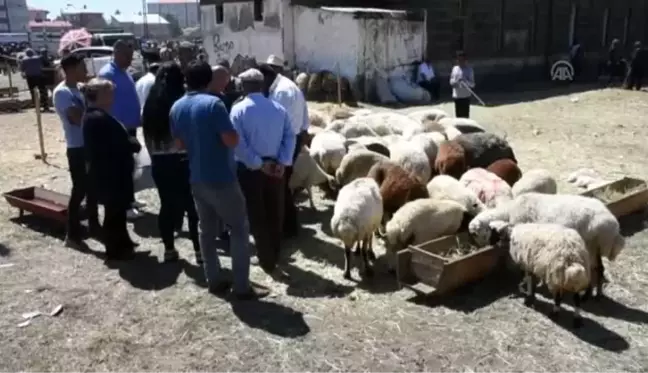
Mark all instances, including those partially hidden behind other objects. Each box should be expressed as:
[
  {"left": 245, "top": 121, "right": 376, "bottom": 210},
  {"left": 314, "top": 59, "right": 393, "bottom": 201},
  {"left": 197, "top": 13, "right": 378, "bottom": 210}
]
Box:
[{"left": 1, "top": 86, "right": 648, "bottom": 371}]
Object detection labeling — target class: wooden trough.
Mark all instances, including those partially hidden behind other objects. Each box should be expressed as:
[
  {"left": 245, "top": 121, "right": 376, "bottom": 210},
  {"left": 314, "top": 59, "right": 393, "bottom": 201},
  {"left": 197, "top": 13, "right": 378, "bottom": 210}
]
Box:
[
  {"left": 3, "top": 186, "right": 78, "bottom": 225},
  {"left": 396, "top": 233, "right": 502, "bottom": 297},
  {"left": 579, "top": 177, "right": 648, "bottom": 218}
]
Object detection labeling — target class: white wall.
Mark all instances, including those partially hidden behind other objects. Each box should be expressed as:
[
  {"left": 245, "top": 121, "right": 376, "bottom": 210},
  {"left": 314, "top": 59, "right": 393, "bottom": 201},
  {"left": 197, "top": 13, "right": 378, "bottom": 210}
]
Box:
[
  {"left": 292, "top": 6, "right": 360, "bottom": 81},
  {"left": 148, "top": 2, "right": 199, "bottom": 29},
  {"left": 200, "top": 0, "right": 283, "bottom": 68}
]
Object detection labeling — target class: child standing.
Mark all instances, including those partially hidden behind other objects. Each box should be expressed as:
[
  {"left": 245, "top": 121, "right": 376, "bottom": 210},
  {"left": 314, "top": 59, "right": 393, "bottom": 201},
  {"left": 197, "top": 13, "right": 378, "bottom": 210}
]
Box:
[{"left": 449, "top": 50, "right": 475, "bottom": 118}]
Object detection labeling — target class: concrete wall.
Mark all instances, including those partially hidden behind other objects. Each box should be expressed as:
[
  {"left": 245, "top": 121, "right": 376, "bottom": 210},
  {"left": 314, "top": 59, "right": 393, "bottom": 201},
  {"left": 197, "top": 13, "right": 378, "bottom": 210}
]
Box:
[
  {"left": 4, "top": 0, "right": 29, "bottom": 32},
  {"left": 201, "top": 0, "right": 284, "bottom": 69},
  {"left": 147, "top": 2, "right": 200, "bottom": 29}
]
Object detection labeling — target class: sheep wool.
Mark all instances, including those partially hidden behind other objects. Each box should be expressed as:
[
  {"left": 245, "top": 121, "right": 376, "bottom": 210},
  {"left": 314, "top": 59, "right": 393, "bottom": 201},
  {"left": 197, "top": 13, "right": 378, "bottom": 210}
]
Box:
[
  {"left": 407, "top": 108, "right": 449, "bottom": 127},
  {"left": 327, "top": 112, "right": 424, "bottom": 139},
  {"left": 367, "top": 162, "right": 428, "bottom": 221},
  {"left": 330, "top": 177, "right": 383, "bottom": 279},
  {"left": 492, "top": 222, "right": 591, "bottom": 327},
  {"left": 486, "top": 158, "right": 522, "bottom": 187},
  {"left": 460, "top": 168, "right": 513, "bottom": 208},
  {"left": 389, "top": 141, "right": 432, "bottom": 183},
  {"left": 454, "top": 132, "right": 517, "bottom": 169},
  {"left": 345, "top": 136, "right": 391, "bottom": 157},
  {"left": 511, "top": 169, "right": 557, "bottom": 197},
  {"left": 289, "top": 148, "right": 335, "bottom": 209},
  {"left": 426, "top": 175, "right": 486, "bottom": 216},
  {"left": 309, "top": 130, "right": 347, "bottom": 174},
  {"left": 335, "top": 149, "right": 390, "bottom": 188},
  {"left": 435, "top": 140, "right": 467, "bottom": 179},
  {"left": 408, "top": 133, "right": 440, "bottom": 165},
  {"left": 308, "top": 109, "right": 331, "bottom": 128},
  {"left": 438, "top": 117, "right": 486, "bottom": 134}
]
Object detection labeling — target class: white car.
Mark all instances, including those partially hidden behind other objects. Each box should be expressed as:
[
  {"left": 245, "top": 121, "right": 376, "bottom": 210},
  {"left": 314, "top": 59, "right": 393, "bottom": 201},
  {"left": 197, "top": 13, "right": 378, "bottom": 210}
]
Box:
[{"left": 54, "top": 46, "right": 145, "bottom": 80}]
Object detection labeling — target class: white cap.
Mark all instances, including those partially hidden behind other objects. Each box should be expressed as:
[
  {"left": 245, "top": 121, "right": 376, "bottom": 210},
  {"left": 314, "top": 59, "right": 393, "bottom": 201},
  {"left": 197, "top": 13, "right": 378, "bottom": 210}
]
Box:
[
  {"left": 266, "top": 54, "right": 284, "bottom": 67},
  {"left": 238, "top": 68, "right": 264, "bottom": 82}
]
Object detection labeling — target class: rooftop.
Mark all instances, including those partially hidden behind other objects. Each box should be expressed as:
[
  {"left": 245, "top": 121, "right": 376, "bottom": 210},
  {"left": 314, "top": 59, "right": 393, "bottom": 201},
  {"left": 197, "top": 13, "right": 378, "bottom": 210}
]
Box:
[
  {"left": 148, "top": 0, "right": 198, "bottom": 3},
  {"left": 111, "top": 13, "right": 170, "bottom": 24},
  {"left": 28, "top": 20, "right": 73, "bottom": 28}
]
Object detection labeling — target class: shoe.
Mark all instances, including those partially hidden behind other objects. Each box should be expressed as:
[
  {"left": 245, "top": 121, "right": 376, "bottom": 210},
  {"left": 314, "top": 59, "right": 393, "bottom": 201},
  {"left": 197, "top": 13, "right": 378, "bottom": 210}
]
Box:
[
  {"left": 164, "top": 250, "right": 179, "bottom": 262},
  {"left": 208, "top": 280, "right": 232, "bottom": 296},
  {"left": 230, "top": 284, "right": 270, "bottom": 301},
  {"left": 126, "top": 208, "right": 144, "bottom": 220}
]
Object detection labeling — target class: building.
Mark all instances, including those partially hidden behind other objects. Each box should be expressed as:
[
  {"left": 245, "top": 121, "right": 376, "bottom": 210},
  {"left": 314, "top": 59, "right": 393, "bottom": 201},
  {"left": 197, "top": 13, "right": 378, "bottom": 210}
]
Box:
[
  {"left": 60, "top": 9, "right": 108, "bottom": 29},
  {"left": 27, "top": 6, "right": 48, "bottom": 21},
  {"left": 147, "top": 0, "right": 199, "bottom": 29},
  {"left": 110, "top": 13, "right": 172, "bottom": 39},
  {"left": 200, "top": 0, "right": 648, "bottom": 97},
  {"left": 0, "top": 0, "right": 29, "bottom": 32}
]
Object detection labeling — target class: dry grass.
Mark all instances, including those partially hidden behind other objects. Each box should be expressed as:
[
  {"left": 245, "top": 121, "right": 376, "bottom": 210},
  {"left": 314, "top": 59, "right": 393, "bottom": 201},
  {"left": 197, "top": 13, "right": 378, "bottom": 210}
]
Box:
[{"left": 2, "top": 87, "right": 648, "bottom": 371}]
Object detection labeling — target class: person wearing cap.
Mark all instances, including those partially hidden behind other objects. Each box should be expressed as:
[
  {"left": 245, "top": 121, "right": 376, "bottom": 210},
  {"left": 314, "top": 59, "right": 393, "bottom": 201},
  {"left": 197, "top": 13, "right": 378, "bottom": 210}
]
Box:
[
  {"left": 53, "top": 54, "right": 101, "bottom": 249},
  {"left": 98, "top": 39, "right": 145, "bottom": 220},
  {"left": 171, "top": 61, "right": 267, "bottom": 300},
  {"left": 231, "top": 67, "right": 296, "bottom": 280},
  {"left": 260, "top": 54, "right": 309, "bottom": 239},
  {"left": 136, "top": 62, "right": 160, "bottom": 109},
  {"left": 20, "top": 48, "right": 50, "bottom": 111}
]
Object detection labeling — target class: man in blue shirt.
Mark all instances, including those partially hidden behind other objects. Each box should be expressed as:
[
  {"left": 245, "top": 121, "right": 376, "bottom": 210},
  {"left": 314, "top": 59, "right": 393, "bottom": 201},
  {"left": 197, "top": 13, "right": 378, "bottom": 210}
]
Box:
[
  {"left": 171, "top": 61, "right": 267, "bottom": 300},
  {"left": 230, "top": 68, "right": 296, "bottom": 281},
  {"left": 53, "top": 54, "right": 100, "bottom": 248},
  {"left": 98, "top": 40, "right": 145, "bottom": 219}
]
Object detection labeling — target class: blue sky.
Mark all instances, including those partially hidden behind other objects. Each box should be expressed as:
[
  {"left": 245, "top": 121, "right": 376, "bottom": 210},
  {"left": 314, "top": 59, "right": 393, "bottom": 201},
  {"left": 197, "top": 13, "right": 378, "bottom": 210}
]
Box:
[{"left": 28, "top": 0, "right": 143, "bottom": 18}]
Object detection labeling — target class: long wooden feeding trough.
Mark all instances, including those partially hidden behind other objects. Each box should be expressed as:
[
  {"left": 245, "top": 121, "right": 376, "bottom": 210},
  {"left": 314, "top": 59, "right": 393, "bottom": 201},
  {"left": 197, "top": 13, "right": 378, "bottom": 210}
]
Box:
[
  {"left": 3, "top": 186, "right": 78, "bottom": 225},
  {"left": 396, "top": 233, "right": 502, "bottom": 297},
  {"left": 579, "top": 177, "right": 648, "bottom": 218}
]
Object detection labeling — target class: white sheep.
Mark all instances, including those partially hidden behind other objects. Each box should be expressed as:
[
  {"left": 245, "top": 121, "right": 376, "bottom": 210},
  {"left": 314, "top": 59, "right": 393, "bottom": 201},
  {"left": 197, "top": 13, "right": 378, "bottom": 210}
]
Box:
[
  {"left": 389, "top": 141, "right": 432, "bottom": 183},
  {"left": 469, "top": 192, "right": 625, "bottom": 299},
  {"left": 309, "top": 130, "right": 347, "bottom": 174},
  {"left": 438, "top": 117, "right": 486, "bottom": 133},
  {"left": 308, "top": 109, "right": 331, "bottom": 128},
  {"left": 407, "top": 108, "right": 449, "bottom": 129},
  {"left": 289, "top": 147, "right": 336, "bottom": 209},
  {"left": 326, "top": 112, "right": 423, "bottom": 138},
  {"left": 444, "top": 125, "right": 463, "bottom": 140},
  {"left": 344, "top": 136, "right": 390, "bottom": 157},
  {"left": 512, "top": 169, "right": 558, "bottom": 197},
  {"left": 407, "top": 133, "right": 440, "bottom": 164},
  {"left": 460, "top": 168, "right": 513, "bottom": 208},
  {"left": 335, "top": 149, "right": 390, "bottom": 188},
  {"left": 426, "top": 175, "right": 486, "bottom": 216},
  {"left": 330, "top": 177, "right": 383, "bottom": 279},
  {"left": 384, "top": 199, "right": 469, "bottom": 270},
  {"left": 490, "top": 221, "right": 591, "bottom": 328}
]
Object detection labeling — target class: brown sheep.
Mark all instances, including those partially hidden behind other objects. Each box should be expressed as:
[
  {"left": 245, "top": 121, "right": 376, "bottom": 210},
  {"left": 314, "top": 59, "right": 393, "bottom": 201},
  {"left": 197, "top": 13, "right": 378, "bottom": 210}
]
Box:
[
  {"left": 368, "top": 161, "right": 429, "bottom": 222},
  {"left": 434, "top": 141, "right": 467, "bottom": 179},
  {"left": 487, "top": 158, "right": 522, "bottom": 187}
]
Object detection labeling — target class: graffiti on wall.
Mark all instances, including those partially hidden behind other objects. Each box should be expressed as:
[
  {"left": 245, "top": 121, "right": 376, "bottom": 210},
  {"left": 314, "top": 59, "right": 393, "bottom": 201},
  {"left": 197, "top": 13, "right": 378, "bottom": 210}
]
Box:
[{"left": 213, "top": 33, "right": 235, "bottom": 59}]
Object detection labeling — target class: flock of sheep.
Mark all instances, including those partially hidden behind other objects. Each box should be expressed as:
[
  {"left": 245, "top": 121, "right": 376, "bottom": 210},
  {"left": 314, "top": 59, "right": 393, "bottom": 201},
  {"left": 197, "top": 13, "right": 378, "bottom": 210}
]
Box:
[{"left": 287, "top": 106, "right": 625, "bottom": 329}]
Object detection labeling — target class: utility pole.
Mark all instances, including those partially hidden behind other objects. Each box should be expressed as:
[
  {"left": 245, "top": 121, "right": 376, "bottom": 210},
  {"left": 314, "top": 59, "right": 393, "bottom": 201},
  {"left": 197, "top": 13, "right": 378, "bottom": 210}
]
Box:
[{"left": 142, "top": 0, "right": 149, "bottom": 39}]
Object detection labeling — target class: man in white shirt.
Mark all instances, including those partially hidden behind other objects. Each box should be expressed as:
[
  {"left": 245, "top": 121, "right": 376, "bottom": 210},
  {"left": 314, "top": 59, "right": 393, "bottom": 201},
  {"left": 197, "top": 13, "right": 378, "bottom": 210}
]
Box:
[
  {"left": 135, "top": 63, "right": 159, "bottom": 109},
  {"left": 416, "top": 57, "right": 440, "bottom": 101},
  {"left": 260, "top": 54, "right": 308, "bottom": 239}
]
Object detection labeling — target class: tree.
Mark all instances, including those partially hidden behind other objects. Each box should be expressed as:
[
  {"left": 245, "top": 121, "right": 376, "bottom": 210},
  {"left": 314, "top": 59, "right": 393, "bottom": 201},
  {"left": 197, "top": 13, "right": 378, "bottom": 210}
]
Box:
[{"left": 164, "top": 13, "right": 183, "bottom": 38}]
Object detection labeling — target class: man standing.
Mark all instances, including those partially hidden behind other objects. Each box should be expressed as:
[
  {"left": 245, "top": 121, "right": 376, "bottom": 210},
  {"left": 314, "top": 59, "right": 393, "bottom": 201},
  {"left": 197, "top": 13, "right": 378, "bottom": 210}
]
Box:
[
  {"left": 171, "top": 61, "right": 266, "bottom": 300},
  {"left": 53, "top": 54, "right": 101, "bottom": 248},
  {"left": 416, "top": 57, "right": 440, "bottom": 101},
  {"left": 135, "top": 62, "right": 160, "bottom": 108},
  {"left": 98, "top": 40, "right": 144, "bottom": 220},
  {"left": 209, "top": 65, "right": 235, "bottom": 111},
  {"left": 260, "top": 54, "right": 308, "bottom": 239},
  {"left": 626, "top": 41, "right": 646, "bottom": 90},
  {"left": 20, "top": 48, "right": 49, "bottom": 111},
  {"left": 231, "top": 68, "right": 296, "bottom": 280},
  {"left": 449, "top": 50, "right": 475, "bottom": 118},
  {"left": 177, "top": 41, "right": 197, "bottom": 71}
]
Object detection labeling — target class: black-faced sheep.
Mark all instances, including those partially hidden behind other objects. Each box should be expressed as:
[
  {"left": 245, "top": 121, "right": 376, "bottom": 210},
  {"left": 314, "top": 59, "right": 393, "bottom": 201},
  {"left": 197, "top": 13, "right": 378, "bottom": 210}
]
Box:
[{"left": 454, "top": 132, "right": 517, "bottom": 169}]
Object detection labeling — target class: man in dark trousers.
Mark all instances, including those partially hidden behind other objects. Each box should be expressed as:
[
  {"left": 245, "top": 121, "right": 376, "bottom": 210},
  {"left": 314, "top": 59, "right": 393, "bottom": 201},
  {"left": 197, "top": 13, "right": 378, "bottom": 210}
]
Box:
[
  {"left": 626, "top": 41, "right": 646, "bottom": 90},
  {"left": 20, "top": 48, "right": 50, "bottom": 111}
]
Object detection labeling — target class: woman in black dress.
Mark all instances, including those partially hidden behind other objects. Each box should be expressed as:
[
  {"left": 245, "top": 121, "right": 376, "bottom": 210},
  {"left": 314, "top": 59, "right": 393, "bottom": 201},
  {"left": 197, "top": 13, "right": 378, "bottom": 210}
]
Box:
[{"left": 81, "top": 78, "right": 141, "bottom": 260}]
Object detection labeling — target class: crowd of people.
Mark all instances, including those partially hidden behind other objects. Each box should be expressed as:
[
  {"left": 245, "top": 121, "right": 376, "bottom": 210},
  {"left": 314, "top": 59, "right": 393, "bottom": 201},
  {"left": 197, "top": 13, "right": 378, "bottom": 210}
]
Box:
[{"left": 53, "top": 39, "right": 308, "bottom": 300}]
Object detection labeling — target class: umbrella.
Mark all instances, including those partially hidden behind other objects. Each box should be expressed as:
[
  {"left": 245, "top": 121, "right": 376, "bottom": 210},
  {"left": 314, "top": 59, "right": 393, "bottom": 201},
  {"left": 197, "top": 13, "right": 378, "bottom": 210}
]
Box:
[{"left": 59, "top": 28, "right": 92, "bottom": 53}]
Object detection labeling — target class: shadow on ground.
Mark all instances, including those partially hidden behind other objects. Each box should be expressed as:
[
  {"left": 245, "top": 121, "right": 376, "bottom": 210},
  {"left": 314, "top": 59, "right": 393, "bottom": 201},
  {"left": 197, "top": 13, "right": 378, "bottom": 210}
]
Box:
[
  {"left": 532, "top": 298, "right": 630, "bottom": 352},
  {"left": 131, "top": 211, "right": 160, "bottom": 238},
  {"left": 231, "top": 299, "right": 311, "bottom": 338},
  {"left": 618, "top": 209, "right": 648, "bottom": 237},
  {"left": 108, "top": 251, "right": 182, "bottom": 291},
  {"left": 582, "top": 295, "right": 648, "bottom": 325},
  {"left": 0, "top": 242, "right": 10, "bottom": 256}
]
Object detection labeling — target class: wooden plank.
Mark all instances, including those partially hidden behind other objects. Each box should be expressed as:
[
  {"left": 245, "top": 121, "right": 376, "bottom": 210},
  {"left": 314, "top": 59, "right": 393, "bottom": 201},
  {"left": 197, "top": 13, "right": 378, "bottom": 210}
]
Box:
[
  {"left": 410, "top": 247, "right": 445, "bottom": 287},
  {"left": 437, "top": 246, "right": 500, "bottom": 295},
  {"left": 33, "top": 188, "right": 70, "bottom": 207},
  {"left": 580, "top": 177, "right": 648, "bottom": 218},
  {"left": 396, "top": 249, "right": 414, "bottom": 286}
]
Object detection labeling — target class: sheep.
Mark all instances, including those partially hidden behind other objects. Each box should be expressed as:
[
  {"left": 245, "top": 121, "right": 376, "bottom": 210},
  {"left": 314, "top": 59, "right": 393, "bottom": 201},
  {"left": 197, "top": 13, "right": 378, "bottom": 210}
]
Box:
[
  {"left": 407, "top": 108, "right": 449, "bottom": 125},
  {"left": 384, "top": 199, "right": 470, "bottom": 270},
  {"left": 460, "top": 168, "right": 513, "bottom": 208},
  {"left": 289, "top": 147, "right": 336, "bottom": 208},
  {"left": 468, "top": 192, "right": 625, "bottom": 299},
  {"left": 434, "top": 140, "right": 467, "bottom": 179},
  {"left": 344, "top": 136, "right": 391, "bottom": 157},
  {"left": 335, "top": 149, "right": 390, "bottom": 188},
  {"left": 454, "top": 132, "right": 517, "bottom": 169},
  {"left": 426, "top": 175, "right": 486, "bottom": 216},
  {"left": 486, "top": 158, "right": 522, "bottom": 187},
  {"left": 438, "top": 117, "right": 486, "bottom": 134},
  {"left": 489, "top": 221, "right": 591, "bottom": 328},
  {"left": 304, "top": 126, "right": 324, "bottom": 148},
  {"left": 330, "top": 177, "right": 383, "bottom": 279},
  {"left": 309, "top": 130, "right": 347, "bottom": 175},
  {"left": 367, "top": 161, "right": 429, "bottom": 225},
  {"left": 389, "top": 141, "right": 432, "bottom": 183},
  {"left": 326, "top": 112, "right": 423, "bottom": 138},
  {"left": 308, "top": 109, "right": 331, "bottom": 128},
  {"left": 445, "top": 126, "right": 463, "bottom": 140},
  {"left": 408, "top": 133, "right": 440, "bottom": 165},
  {"left": 512, "top": 169, "right": 557, "bottom": 197}
]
